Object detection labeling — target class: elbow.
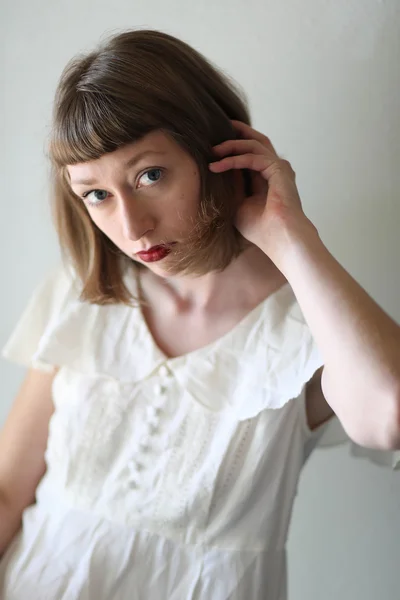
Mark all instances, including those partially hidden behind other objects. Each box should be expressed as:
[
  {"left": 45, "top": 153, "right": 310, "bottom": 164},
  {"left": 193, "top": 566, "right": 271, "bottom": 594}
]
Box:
[
  {"left": 376, "top": 394, "right": 400, "bottom": 451},
  {"left": 384, "top": 389, "right": 400, "bottom": 450},
  {"left": 375, "top": 411, "right": 400, "bottom": 451},
  {"left": 345, "top": 390, "right": 400, "bottom": 451}
]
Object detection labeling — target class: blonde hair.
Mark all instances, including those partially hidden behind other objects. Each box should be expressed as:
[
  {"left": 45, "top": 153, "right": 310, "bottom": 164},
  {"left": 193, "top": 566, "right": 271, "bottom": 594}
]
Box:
[{"left": 48, "top": 29, "right": 253, "bottom": 304}]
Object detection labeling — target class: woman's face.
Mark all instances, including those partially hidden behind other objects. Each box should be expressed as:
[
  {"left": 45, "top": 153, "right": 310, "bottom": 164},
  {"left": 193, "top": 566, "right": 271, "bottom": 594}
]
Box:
[{"left": 67, "top": 130, "right": 202, "bottom": 277}]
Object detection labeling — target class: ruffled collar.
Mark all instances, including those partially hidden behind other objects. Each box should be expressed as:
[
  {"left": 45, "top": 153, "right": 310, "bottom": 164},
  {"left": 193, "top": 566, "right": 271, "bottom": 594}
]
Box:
[{"left": 34, "top": 265, "right": 324, "bottom": 417}]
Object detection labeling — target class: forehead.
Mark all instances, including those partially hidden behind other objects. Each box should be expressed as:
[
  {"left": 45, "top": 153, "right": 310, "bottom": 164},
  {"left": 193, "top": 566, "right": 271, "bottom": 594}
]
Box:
[{"left": 66, "top": 129, "right": 183, "bottom": 183}]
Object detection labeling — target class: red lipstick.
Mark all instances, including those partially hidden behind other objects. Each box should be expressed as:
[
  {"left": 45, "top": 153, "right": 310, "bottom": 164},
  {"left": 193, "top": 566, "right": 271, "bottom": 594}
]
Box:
[{"left": 136, "top": 245, "right": 173, "bottom": 263}]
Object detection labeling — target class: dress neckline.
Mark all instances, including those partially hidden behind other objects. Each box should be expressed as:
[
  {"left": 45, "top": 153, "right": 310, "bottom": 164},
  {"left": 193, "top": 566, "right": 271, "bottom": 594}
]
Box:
[{"left": 130, "top": 264, "right": 292, "bottom": 365}]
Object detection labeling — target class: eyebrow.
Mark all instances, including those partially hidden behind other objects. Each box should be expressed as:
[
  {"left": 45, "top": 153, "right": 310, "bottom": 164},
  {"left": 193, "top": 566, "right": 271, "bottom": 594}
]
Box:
[{"left": 70, "top": 150, "right": 167, "bottom": 186}]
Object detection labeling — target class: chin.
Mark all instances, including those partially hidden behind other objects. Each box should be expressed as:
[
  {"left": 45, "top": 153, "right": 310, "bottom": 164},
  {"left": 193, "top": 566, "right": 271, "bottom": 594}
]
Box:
[{"left": 133, "top": 259, "right": 170, "bottom": 277}]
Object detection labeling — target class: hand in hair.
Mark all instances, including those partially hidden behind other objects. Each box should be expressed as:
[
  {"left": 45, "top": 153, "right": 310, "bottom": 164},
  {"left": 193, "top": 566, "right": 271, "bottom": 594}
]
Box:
[{"left": 208, "top": 119, "right": 319, "bottom": 270}]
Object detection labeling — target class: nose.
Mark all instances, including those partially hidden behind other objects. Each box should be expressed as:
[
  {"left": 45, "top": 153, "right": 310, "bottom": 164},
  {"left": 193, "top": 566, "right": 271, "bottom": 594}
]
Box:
[{"left": 118, "top": 194, "right": 155, "bottom": 242}]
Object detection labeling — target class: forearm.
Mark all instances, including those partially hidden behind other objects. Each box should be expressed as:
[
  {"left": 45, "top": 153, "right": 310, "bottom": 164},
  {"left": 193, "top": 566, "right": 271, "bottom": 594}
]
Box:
[
  {"left": 0, "top": 492, "right": 23, "bottom": 558},
  {"left": 272, "top": 219, "right": 400, "bottom": 448}
]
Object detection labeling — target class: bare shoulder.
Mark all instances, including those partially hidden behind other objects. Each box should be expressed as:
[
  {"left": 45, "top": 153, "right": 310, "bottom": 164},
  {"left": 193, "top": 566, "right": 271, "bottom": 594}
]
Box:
[{"left": 305, "top": 366, "right": 336, "bottom": 431}]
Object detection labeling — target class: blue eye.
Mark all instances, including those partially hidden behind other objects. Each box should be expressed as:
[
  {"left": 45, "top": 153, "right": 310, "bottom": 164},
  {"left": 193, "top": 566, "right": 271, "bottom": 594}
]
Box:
[
  {"left": 81, "top": 168, "right": 164, "bottom": 207},
  {"left": 82, "top": 189, "right": 108, "bottom": 206},
  {"left": 138, "top": 168, "right": 163, "bottom": 187}
]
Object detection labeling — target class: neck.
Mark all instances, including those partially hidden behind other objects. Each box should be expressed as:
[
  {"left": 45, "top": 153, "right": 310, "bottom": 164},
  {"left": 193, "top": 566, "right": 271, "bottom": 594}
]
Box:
[{"left": 146, "top": 245, "right": 284, "bottom": 313}]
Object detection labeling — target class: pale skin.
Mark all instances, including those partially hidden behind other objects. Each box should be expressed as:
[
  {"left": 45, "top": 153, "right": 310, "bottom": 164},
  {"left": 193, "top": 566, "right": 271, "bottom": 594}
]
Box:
[{"left": 1, "top": 122, "right": 399, "bottom": 556}]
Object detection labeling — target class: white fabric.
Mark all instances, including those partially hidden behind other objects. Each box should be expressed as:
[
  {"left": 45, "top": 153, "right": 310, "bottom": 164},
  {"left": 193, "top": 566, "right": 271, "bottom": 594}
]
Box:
[{"left": 0, "top": 264, "right": 398, "bottom": 600}]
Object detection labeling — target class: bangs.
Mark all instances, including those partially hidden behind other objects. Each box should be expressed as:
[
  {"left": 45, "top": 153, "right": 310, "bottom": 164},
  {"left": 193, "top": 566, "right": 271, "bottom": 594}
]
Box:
[
  {"left": 49, "top": 89, "right": 155, "bottom": 166},
  {"left": 48, "top": 30, "right": 225, "bottom": 169}
]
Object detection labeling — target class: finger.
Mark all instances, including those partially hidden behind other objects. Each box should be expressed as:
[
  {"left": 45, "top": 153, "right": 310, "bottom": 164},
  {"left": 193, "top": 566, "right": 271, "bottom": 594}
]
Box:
[
  {"left": 230, "top": 120, "right": 279, "bottom": 156},
  {"left": 209, "top": 152, "right": 271, "bottom": 174},
  {"left": 212, "top": 138, "right": 274, "bottom": 158}
]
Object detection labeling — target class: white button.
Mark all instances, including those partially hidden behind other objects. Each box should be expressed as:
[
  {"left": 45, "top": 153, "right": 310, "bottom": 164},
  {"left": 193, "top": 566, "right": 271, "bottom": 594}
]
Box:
[
  {"left": 128, "top": 460, "right": 143, "bottom": 475},
  {"left": 153, "top": 395, "right": 166, "bottom": 409},
  {"left": 159, "top": 365, "right": 169, "bottom": 378},
  {"left": 153, "top": 383, "right": 167, "bottom": 396},
  {"left": 143, "top": 422, "right": 157, "bottom": 436},
  {"left": 147, "top": 405, "right": 156, "bottom": 417},
  {"left": 146, "top": 405, "right": 160, "bottom": 422},
  {"left": 139, "top": 439, "right": 150, "bottom": 452}
]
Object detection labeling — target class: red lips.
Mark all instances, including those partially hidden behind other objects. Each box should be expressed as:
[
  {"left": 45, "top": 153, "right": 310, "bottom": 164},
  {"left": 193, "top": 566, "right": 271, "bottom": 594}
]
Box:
[{"left": 136, "top": 245, "right": 172, "bottom": 263}]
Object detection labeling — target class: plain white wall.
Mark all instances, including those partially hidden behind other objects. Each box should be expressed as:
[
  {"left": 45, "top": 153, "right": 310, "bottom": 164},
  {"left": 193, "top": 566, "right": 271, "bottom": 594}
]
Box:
[{"left": 2, "top": 1, "right": 399, "bottom": 598}]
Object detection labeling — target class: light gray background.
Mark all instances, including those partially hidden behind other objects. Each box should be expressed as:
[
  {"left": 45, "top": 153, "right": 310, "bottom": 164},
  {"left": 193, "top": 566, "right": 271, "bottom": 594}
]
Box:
[{"left": 1, "top": 1, "right": 399, "bottom": 599}]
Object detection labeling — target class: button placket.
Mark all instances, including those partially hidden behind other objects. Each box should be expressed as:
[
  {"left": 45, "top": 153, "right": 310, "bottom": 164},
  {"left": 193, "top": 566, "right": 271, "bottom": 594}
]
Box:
[
  {"left": 126, "top": 459, "right": 143, "bottom": 487},
  {"left": 153, "top": 393, "right": 166, "bottom": 410},
  {"left": 127, "top": 459, "right": 143, "bottom": 475},
  {"left": 125, "top": 363, "right": 172, "bottom": 494},
  {"left": 146, "top": 404, "right": 160, "bottom": 425}
]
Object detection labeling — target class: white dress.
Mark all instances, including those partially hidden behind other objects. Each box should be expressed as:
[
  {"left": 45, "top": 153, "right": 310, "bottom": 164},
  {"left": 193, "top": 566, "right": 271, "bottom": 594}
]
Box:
[{"left": 1, "top": 265, "right": 398, "bottom": 600}]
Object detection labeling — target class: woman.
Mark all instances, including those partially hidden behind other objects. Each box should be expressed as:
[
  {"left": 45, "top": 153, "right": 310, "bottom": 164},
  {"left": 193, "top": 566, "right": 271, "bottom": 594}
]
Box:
[{"left": 0, "top": 28, "right": 399, "bottom": 600}]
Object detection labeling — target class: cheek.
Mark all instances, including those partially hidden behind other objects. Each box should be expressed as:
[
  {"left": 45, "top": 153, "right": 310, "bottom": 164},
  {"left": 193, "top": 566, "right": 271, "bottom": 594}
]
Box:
[
  {"left": 88, "top": 211, "right": 121, "bottom": 242},
  {"left": 173, "top": 172, "right": 201, "bottom": 218},
  {"left": 168, "top": 194, "right": 199, "bottom": 228},
  {"left": 88, "top": 211, "right": 105, "bottom": 232}
]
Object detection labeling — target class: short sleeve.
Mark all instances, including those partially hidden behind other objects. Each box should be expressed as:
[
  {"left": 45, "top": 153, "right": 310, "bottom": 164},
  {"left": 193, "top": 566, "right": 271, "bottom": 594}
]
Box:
[
  {"left": 2, "top": 265, "right": 79, "bottom": 372},
  {"left": 297, "top": 385, "right": 335, "bottom": 464},
  {"left": 297, "top": 382, "right": 400, "bottom": 471},
  {"left": 317, "top": 415, "right": 400, "bottom": 471}
]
